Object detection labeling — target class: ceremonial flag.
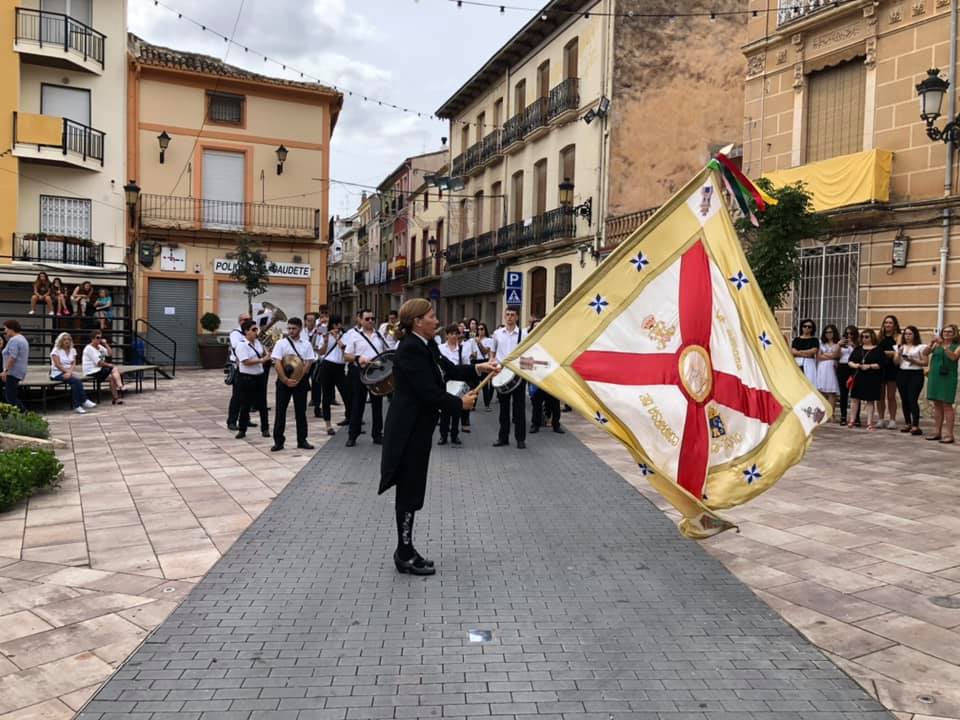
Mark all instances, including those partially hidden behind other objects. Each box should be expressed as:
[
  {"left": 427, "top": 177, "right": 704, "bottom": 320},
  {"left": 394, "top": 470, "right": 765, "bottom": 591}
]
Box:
[{"left": 502, "top": 164, "right": 830, "bottom": 538}]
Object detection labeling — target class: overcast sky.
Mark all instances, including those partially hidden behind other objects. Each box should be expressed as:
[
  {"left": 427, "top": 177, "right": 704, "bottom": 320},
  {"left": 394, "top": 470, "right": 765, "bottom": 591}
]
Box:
[{"left": 128, "top": 0, "right": 532, "bottom": 217}]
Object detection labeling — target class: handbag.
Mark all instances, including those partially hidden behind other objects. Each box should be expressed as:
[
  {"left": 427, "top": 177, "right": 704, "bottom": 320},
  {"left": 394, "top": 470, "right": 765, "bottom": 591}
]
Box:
[
  {"left": 223, "top": 362, "right": 237, "bottom": 386},
  {"left": 845, "top": 373, "right": 857, "bottom": 391}
]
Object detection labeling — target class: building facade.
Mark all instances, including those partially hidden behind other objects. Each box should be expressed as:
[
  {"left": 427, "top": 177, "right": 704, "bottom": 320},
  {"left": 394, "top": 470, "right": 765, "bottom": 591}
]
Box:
[
  {"left": 327, "top": 212, "right": 359, "bottom": 321},
  {"left": 436, "top": 0, "right": 746, "bottom": 328},
  {"left": 127, "top": 34, "right": 342, "bottom": 364},
  {"left": 404, "top": 163, "right": 449, "bottom": 307},
  {"left": 743, "top": 0, "right": 958, "bottom": 336}
]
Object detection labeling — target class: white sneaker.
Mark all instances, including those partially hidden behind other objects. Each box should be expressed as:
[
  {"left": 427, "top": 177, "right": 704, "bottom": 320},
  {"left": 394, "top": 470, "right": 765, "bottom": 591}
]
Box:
[
  {"left": 28, "top": 310, "right": 35, "bottom": 315},
  {"left": 82, "top": 400, "right": 96, "bottom": 409},
  {"left": 48, "top": 311, "right": 54, "bottom": 316},
  {"left": 74, "top": 406, "right": 86, "bottom": 414}
]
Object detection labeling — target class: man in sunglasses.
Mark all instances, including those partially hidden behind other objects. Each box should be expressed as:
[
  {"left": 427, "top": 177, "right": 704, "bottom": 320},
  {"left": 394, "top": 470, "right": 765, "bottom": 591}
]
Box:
[{"left": 343, "top": 309, "right": 388, "bottom": 447}]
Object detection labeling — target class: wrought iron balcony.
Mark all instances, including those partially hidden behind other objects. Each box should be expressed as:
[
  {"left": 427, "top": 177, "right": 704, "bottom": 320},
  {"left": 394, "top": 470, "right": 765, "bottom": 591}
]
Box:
[
  {"left": 502, "top": 114, "right": 524, "bottom": 148},
  {"left": 522, "top": 97, "right": 548, "bottom": 137},
  {"left": 476, "top": 231, "right": 496, "bottom": 259},
  {"left": 603, "top": 206, "right": 659, "bottom": 249},
  {"left": 444, "top": 241, "right": 461, "bottom": 265},
  {"left": 13, "top": 112, "right": 105, "bottom": 169},
  {"left": 13, "top": 233, "right": 105, "bottom": 267},
  {"left": 777, "top": 0, "right": 850, "bottom": 26},
  {"left": 411, "top": 258, "right": 435, "bottom": 281},
  {"left": 548, "top": 77, "right": 580, "bottom": 120},
  {"left": 139, "top": 194, "right": 321, "bottom": 239},
  {"left": 460, "top": 236, "right": 477, "bottom": 262},
  {"left": 480, "top": 130, "right": 502, "bottom": 164},
  {"left": 452, "top": 153, "right": 465, "bottom": 177},
  {"left": 464, "top": 142, "right": 482, "bottom": 174},
  {"left": 15, "top": 7, "right": 106, "bottom": 72}
]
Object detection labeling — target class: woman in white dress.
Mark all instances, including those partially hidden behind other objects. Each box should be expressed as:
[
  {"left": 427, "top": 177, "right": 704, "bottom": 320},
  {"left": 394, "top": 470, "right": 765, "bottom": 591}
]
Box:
[{"left": 816, "top": 324, "right": 841, "bottom": 410}]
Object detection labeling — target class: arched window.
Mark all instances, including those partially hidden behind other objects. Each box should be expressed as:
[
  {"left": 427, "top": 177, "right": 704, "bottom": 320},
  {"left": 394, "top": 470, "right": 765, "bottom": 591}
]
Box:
[
  {"left": 529, "top": 266, "right": 547, "bottom": 319},
  {"left": 554, "top": 263, "right": 572, "bottom": 305}
]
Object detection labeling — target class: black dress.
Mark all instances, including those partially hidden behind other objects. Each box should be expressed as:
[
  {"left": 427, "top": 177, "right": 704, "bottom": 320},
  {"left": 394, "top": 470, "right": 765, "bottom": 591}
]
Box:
[
  {"left": 379, "top": 333, "right": 478, "bottom": 512},
  {"left": 878, "top": 335, "right": 898, "bottom": 382},
  {"left": 849, "top": 346, "right": 886, "bottom": 401}
]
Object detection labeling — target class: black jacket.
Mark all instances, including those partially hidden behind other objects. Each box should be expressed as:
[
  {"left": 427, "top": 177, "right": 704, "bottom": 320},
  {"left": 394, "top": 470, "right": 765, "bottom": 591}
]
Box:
[{"left": 378, "top": 333, "right": 477, "bottom": 510}]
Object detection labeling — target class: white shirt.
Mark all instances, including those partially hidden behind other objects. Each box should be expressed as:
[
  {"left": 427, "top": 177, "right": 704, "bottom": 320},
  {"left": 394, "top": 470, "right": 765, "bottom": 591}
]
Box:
[
  {"left": 82, "top": 344, "right": 108, "bottom": 376},
  {"left": 320, "top": 331, "right": 345, "bottom": 364},
  {"left": 459, "top": 337, "right": 478, "bottom": 360},
  {"left": 270, "top": 334, "right": 317, "bottom": 363},
  {"left": 838, "top": 342, "right": 855, "bottom": 364},
  {"left": 438, "top": 341, "right": 468, "bottom": 365},
  {"left": 50, "top": 347, "right": 77, "bottom": 375},
  {"left": 235, "top": 339, "right": 267, "bottom": 375},
  {"left": 899, "top": 343, "right": 927, "bottom": 370},
  {"left": 492, "top": 325, "right": 522, "bottom": 362},
  {"left": 344, "top": 329, "right": 387, "bottom": 362},
  {"left": 379, "top": 322, "right": 399, "bottom": 349},
  {"left": 229, "top": 327, "right": 245, "bottom": 362},
  {"left": 478, "top": 337, "right": 496, "bottom": 360},
  {"left": 305, "top": 324, "right": 323, "bottom": 353}
]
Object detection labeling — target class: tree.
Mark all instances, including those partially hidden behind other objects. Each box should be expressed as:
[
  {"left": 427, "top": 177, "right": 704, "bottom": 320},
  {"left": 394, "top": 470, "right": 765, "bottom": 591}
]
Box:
[
  {"left": 227, "top": 237, "right": 270, "bottom": 315},
  {"left": 736, "top": 179, "right": 829, "bottom": 312}
]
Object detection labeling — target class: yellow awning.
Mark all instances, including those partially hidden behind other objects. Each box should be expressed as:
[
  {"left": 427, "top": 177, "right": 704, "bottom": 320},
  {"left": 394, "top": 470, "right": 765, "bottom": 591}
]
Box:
[{"left": 762, "top": 148, "right": 892, "bottom": 212}]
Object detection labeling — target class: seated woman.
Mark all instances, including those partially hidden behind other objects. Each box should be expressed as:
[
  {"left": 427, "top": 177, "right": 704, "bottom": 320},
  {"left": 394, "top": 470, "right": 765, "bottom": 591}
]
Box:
[
  {"left": 30, "top": 272, "right": 54, "bottom": 316},
  {"left": 50, "top": 332, "right": 96, "bottom": 414},
  {"left": 52, "top": 277, "right": 71, "bottom": 316},
  {"left": 82, "top": 331, "right": 126, "bottom": 405},
  {"left": 71, "top": 281, "right": 94, "bottom": 318},
  {"left": 93, "top": 288, "right": 113, "bottom": 331}
]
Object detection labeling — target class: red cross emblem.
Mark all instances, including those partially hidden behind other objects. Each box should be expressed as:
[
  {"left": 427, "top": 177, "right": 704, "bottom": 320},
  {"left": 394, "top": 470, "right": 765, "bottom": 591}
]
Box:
[{"left": 571, "top": 241, "right": 783, "bottom": 500}]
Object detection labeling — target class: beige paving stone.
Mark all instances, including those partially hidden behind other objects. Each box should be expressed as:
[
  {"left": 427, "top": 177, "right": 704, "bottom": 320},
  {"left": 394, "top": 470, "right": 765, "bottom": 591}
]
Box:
[
  {"left": 857, "top": 613, "right": 960, "bottom": 665},
  {"left": 858, "top": 543, "right": 960, "bottom": 573},
  {"left": 715, "top": 556, "right": 799, "bottom": 589},
  {"left": 146, "top": 527, "right": 213, "bottom": 553},
  {"left": 20, "top": 544, "right": 87, "bottom": 567},
  {"left": 0, "top": 698, "right": 74, "bottom": 720},
  {"left": 0, "top": 613, "right": 144, "bottom": 670},
  {"left": 91, "top": 632, "right": 147, "bottom": 665},
  {"left": 84, "top": 525, "right": 150, "bottom": 550},
  {"left": 857, "top": 644, "right": 960, "bottom": 689},
  {"left": 88, "top": 547, "right": 161, "bottom": 576},
  {"left": 762, "top": 580, "right": 889, "bottom": 623},
  {"left": 778, "top": 537, "right": 878, "bottom": 570},
  {"left": 776, "top": 557, "right": 888, "bottom": 594},
  {"left": 0, "top": 613, "right": 54, "bottom": 645},
  {"left": 859, "top": 561, "right": 960, "bottom": 596},
  {"left": 21, "top": 508, "right": 82, "bottom": 528},
  {"left": 57, "top": 685, "right": 98, "bottom": 712},
  {"left": 77, "top": 572, "right": 162, "bottom": 596},
  {"left": 40, "top": 568, "right": 113, "bottom": 589},
  {"left": 138, "top": 511, "right": 202, "bottom": 532},
  {"left": 156, "top": 546, "right": 222, "bottom": 580},
  {"left": 0, "top": 652, "right": 113, "bottom": 714},
  {"left": 0, "top": 563, "right": 63, "bottom": 583},
  {"left": 80, "top": 509, "right": 142, "bottom": 530},
  {"left": 117, "top": 598, "right": 178, "bottom": 630},
  {"left": 0, "top": 654, "right": 19, "bottom": 676},
  {"left": 855, "top": 584, "right": 960, "bottom": 629},
  {"left": 874, "top": 677, "right": 960, "bottom": 718},
  {"left": 30, "top": 592, "right": 152, "bottom": 627},
  {"left": 142, "top": 578, "right": 196, "bottom": 602}
]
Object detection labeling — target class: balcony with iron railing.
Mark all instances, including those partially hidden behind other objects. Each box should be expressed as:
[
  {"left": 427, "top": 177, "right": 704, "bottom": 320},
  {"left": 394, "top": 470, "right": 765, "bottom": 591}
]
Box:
[
  {"left": 464, "top": 142, "right": 482, "bottom": 175},
  {"left": 14, "top": 7, "right": 106, "bottom": 74},
  {"left": 501, "top": 113, "right": 524, "bottom": 150},
  {"left": 444, "top": 241, "right": 461, "bottom": 266},
  {"left": 451, "top": 153, "right": 465, "bottom": 177},
  {"left": 548, "top": 77, "right": 580, "bottom": 122},
  {"left": 603, "top": 206, "right": 660, "bottom": 250},
  {"left": 448, "top": 209, "right": 575, "bottom": 265},
  {"left": 12, "top": 233, "right": 106, "bottom": 267},
  {"left": 522, "top": 97, "right": 549, "bottom": 140},
  {"left": 410, "top": 257, "right": 438, "bottom": 281},
  {"left": 777, "top": 0, "right": 852, "bottom": 26},
  {"left": 139, "top": 194, "right": 321, "bottom": 239},
  {"left": 480, "top": 130, "right": 502, "bottom": 166},
  {"left": 476, "top": 230, "right": 496, "bottom": 259},
  {"left": 12, "top": 112, "right": 105, "bottom": 170}
]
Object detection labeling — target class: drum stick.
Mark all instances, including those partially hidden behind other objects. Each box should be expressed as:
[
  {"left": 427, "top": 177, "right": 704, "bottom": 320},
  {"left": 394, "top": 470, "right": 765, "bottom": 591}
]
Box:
[{"left": 473, "top": 368, "right": 499, "bottom": 393}]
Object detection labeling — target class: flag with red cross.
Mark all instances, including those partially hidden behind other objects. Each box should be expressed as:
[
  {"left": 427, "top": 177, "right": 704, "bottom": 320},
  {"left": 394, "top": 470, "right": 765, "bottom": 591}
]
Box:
[{"left": 502, "top": 166, "right": 831, "bottom": 538}]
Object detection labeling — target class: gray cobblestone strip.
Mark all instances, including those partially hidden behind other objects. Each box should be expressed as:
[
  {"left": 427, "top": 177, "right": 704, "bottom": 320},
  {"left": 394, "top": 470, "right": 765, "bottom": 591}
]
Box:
[{"left": 78, "top": 410, "right": 892, "bottom": 719}]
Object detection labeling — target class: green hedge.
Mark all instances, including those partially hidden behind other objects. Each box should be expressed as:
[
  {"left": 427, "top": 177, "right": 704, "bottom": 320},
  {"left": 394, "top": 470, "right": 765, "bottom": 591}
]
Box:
[
  {"left": 0, "top": 448, "right": 63, "bottom": 511},
  {"left": 0, "top": 403, "right": 50, "bottom": 439}
]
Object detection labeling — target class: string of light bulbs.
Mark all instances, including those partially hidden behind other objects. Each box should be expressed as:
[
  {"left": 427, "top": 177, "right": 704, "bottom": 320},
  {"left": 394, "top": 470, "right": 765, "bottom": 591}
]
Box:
[
  {"left": 141, "top": 0, "right": 501, "bottom": 129},
  {"left": 445, "top": 0, "right": 809, "bottom": 20}
]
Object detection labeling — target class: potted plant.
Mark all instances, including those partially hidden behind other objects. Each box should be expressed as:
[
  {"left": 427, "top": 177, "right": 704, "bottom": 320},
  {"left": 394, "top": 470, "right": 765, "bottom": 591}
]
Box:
[{"left": 198, "top": 311, "right": 229, "bottom": 369}]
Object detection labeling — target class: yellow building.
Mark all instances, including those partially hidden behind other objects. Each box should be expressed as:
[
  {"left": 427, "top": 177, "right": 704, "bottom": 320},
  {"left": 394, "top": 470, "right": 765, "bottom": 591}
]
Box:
[
  {"left": 743, "top": 0, "right": 958, "bottom": 335},
  {"left": 127, "top": 34, "right": 342, "bottom": 365}
]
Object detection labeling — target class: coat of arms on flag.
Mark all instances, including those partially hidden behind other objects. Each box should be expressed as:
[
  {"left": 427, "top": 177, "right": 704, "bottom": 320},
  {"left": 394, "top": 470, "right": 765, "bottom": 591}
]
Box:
[{"left": 504, "top": 163, "right": 830, "bottom": 538}]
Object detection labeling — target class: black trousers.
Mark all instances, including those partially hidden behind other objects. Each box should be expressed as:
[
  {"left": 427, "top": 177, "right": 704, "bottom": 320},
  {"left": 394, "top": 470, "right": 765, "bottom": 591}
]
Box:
[
  {"left": 348, "top": 365, "right": 382, "bottom": 440},
  {"left": 273, "top": 376, "right": 310, "bottom": 447},
  {"left": 227, "top": 371, "right": 242, "bottom": 426},
  {"left": 320, "top": 361, "right": 351, "bottom": 421},
  {"left": 531, "top": 388, "right": 561, "bottom": 429},
  {"left": 836, "top": 364, "right": 860, "bottom": 422},
  {"left": 237, "top": 373, "right": 268, "bottom": 432},
  {"left": 497, "top": 382, "right": 526, "bottom": 442},
  {"left": 440, "top": 405, "right": 460, "bottom": 440},
  {"left": 897, "top": 370, "right": 924, "bottom": 427},
  {"left": 482, "top": 382, "right": 494, "bottom": 408}
]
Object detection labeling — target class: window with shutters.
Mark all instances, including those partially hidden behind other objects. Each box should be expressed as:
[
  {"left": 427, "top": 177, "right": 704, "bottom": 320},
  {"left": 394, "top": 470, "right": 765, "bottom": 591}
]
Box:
[
  {"left": 207, "top": 92, "right": 244, "bottom": 126},
  {"left": 537, "top": 61, "right": 550, "bottom": 99},
  {"left": 490, "top": 181, "right": 502, "bottom": 230},
  {"left": 554, "top": 263, "right": 572, "bottom": 305},
  {"left": 805, "top": 58, "right": 865, "bottom": 163},
  {"left": 493, "top": 98, "right": 503, "bottom": 127},
  {"left": 511, "top": 170, "right": 524, "bottom": 223},
  {"left": 559, "top": 144, "right": 576, "bottom": 186},
  {"left": 514, "top": 79, "right": 526, "bottom": 113},
  {"left": 564, "top": 38, "right": 579, "bottom": 79},
  {"left": 534, "top": 159, "right": 548, "bottom": 216},
  {"left": 473, "top": 190, "right": 484, "bottom": 237},
  {"left": 40, "top": 195, "right": 91, "bottom": 239}
]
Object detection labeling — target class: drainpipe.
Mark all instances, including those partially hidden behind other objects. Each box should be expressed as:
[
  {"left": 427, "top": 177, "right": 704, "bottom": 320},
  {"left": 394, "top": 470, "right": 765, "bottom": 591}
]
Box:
[{"left": 937, "top": 0, "right": 957, "bottom": 332}]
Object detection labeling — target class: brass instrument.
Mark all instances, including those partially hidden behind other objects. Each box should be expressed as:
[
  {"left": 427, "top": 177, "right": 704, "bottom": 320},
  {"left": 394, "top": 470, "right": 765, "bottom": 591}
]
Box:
[
  {"left": 281, "top": 352, "right": 306, "bottom": 384},
  {"left": 257, "top": 302, "right": 287, "bottom": 352},
  {"left": 386, "top": 322, "right": 398, "bottom": 339}
]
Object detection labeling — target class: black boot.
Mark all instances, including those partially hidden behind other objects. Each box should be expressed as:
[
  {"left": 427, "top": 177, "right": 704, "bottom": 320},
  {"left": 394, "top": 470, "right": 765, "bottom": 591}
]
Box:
[{"left": 394, "top": 508, "right": 435, "bottom": 575}]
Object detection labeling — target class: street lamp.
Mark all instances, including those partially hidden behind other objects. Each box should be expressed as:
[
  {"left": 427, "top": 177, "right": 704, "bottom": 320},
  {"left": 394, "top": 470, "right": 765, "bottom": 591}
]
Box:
[
  {"left": 276, "top": 144, "right": 288, "bottom": 175},
  {"left": 157, "top": 131, "right": 171, "bottom": 164},
  {"left": 558, "top": 177, "right": 592, "bottom": 226},
  {"left": 427, "top": 236, "right": 445, "bottom": 258},
  {"left": 123, "top": 180, "right": 141, "bottom": 226},
  {"left": 916, "top": 68, "right": 958, "bottom": 143}
]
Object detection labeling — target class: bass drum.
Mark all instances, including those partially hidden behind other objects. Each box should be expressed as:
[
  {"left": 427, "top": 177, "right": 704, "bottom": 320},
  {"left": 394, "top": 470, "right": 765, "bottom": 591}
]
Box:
[
  {"left": 360, "top": 351, "right": 397, "bottom": 396},
  {"left": 492, "top": 367, "right": 522, "bottom": 395}
]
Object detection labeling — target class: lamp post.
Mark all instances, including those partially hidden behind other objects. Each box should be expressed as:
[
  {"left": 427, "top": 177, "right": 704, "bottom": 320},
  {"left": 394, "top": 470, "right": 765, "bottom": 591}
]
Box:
[
  {"left": 123, "top": 180, "right": 141, "bottom": 228},
  {"left": 916, "top": 68, "right": 959, "bottom": 144},
  {"left": 276, "top": 144, "right": 288, "bottom": 175},
  {"left": 558, "top": 177, "right": 592, "bottom": 226},
  {"left": 157, "top": 130, "right": 171, "bottom": 164}
]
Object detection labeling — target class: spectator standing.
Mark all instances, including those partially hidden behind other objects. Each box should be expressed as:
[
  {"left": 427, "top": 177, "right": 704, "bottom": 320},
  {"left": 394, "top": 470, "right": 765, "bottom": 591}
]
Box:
[
  {"left": 1, "top": 320, "right": 28, "bottom": 410},
  {"left": 30, "top": 272, "right": 54, "bottom": 315},
  {"left": 877, "top": 314, "right": 901, "bottom": 428},
  {"left": 50, "top": 332, "right": 96, "bottom": 414},
  {"left": 816, "top": 324, "right": 841, "bottom": 411},
  {"left": 848, "top": 328, "right": 886, "bottom": 431},
  {"left": 893, "top": 325, "right": 927, "bottom": 436},
  {"left": 791, "top": 319, "right": 819, "bottom": 385},
  {"left": 923, "top": 324, "right": 959, "bottom": 444},
  {"left": 82, "top": 332, "right": 126, "bottom": 404},
  {"left": 836, "top": 325, "right": 860, "bottom": 425}
]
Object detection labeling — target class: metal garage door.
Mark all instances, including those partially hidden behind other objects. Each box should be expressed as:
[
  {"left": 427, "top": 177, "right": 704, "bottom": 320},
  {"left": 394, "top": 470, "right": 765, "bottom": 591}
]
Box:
[{"left": 147, "top": 278, "right": 198, "bottom": 366}]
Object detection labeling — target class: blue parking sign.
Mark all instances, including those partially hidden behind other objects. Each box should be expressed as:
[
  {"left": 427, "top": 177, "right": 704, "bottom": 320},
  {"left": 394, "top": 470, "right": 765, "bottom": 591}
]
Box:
[{"left": 504, "top": 271, "right": 522, "bottom": 307}]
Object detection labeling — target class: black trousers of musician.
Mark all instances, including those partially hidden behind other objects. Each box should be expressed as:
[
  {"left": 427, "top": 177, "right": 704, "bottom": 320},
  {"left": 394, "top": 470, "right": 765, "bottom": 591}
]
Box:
[
  {"left": 531, "top": 388, "right": 561, "bottom": 430},
  {"left": 227, "top": 372, "right": 242, "bottom": 427},
  {"left": 348, "top": 364, "right": 382, "bottom": 441},
  {"left": 439, "top": 405, "right": 460, "bottom": 441},
  {"left": 237, "top": 373, "right": 269, "bottom": 432},
  {"left": 482, "top": 382, "right": 494, "bottom": 408},
  {"left": 273, "top": 376, "right": 310, "bottom": 447},
  {"left": 320, "top": 361, "right": 351, "bottom": 421},
  {"left": 497, "top": 382, "right": 526, "bottom": 443}
]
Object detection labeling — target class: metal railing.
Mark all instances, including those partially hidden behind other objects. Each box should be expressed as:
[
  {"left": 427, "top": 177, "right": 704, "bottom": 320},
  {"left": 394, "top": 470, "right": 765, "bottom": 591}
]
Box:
[
  {"left": 13, "top": 233, "right": 105, "bottom": 267},
  {"left": 777, "top": 0, "right": 850, "bottom": 26},
  {"left": 502, "top": 114, "right": 524, "bottom": 147},
  {"left": 411, "top": 257, "right": 435, "bottom": 280},
  {"left": 15, "top": 7, "right": 106, "bottom": 69},
  {"left": 603, "top": 206, "right": 660, "bottom": 249},
  {"left": 451, "top": 153, "right": 465, "bottom": 177},
  {"left": 464, "top": 142, "right": 482, "bottom": 174},
  {"left": 134, "top": 319, "right": 178, "bottom": 377},
  {"left": 480, "top": 130, "right": 502, "bottom": 164},
  {"left": 476, "top": 231, "right": 496, "bottom": 259},
  {"left": 522, "top": 97, "right": 548, "bottom": 136},
  {"left": 461, "top": 236, "right": 477, "bottom": 261},
  {"left": 444, "top": 241, "right": 461, "bottom": 265},
  {"left": 548, "top": 77, "right": 580, "bottom": 120},
  {"left": 354, "top": 270, "right": 366, "bottom": 285},
  {"left": 13, "top": 113, "right": 105, "bottom": 166},
  {"left": 139, "top": 194, "right": 321, "bottom": 238}
]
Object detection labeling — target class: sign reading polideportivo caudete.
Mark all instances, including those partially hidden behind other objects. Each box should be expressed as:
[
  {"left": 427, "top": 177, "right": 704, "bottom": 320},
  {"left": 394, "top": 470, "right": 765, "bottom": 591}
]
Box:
[{"left": 213, "top": 258, "right": 312, "bottom": 278}]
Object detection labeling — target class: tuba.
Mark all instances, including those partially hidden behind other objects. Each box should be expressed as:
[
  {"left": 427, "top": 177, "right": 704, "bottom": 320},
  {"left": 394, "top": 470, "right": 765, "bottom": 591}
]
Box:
[{"left": 257, "top": 302, "right": 287, "bottom": 352}]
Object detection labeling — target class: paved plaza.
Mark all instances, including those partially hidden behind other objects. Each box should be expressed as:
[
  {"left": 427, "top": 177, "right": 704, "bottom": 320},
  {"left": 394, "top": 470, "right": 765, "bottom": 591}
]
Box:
[{"left": 0, "top": 371, "right": 956, "bottom": 719}]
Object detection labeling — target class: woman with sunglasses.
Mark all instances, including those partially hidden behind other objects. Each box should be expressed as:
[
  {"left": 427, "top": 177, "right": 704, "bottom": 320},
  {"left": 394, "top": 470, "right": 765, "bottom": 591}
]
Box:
[
  {"left": 815, "top": 325, "right": 841, "bottom": 412},
  {"left": 791, "top": 319, "right": 819, "bottom": 385},
  {"left": 922, "top": 324, "right": 960, "bottom": 444},
  {"left": 836, "top": 325, "right": 860, "bottom": 425},
  {"left": 847, "top": 328, "right": 887, "bottom": 430},
  {"left": 82, "top": 332, "right": 126, "bottom": 405}
]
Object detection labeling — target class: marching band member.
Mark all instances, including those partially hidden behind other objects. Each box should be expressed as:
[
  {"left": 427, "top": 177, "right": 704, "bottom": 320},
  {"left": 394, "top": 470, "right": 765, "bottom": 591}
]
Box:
[
  {"left": 379, "top": 298, "right": 499, "bottom": 576},
  {"left": 304, "top": 312, "right": 323, "bottom": 414},
  {"left": 318, "top": 305, "right": 330, "bottom": 334},
  {"left": 476, "top": 322, "right": 496, "bottom": 410},
  {"left": 457, "top": 326, "right": 478, "bottom": 433},
  {"left": 270, "top": 317, "right": 316, "bottom": 452},
  {"left": 343, "top": 309, "right": 388, "bottom": 447},
  {"left": 226, "top": 312, "right": 251, "bottom": 431},
  {"left": 492, "top": 306, "right": 526, "bottom": 449},
  {"left": 234, "top": 319, "right": 272, "bottom": 439},
  {"left": 379, "top": 309, "right": 400, "bottom": 350},
  {"left": 318, "top": 314, "right": 352, "bottom": 436},
  {"left": 436, "top": 324, "right": 470, "bottom": 445}
]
